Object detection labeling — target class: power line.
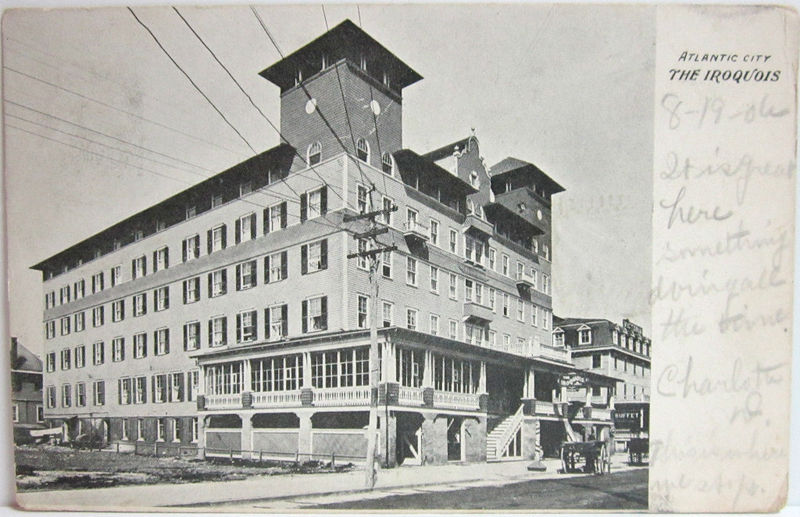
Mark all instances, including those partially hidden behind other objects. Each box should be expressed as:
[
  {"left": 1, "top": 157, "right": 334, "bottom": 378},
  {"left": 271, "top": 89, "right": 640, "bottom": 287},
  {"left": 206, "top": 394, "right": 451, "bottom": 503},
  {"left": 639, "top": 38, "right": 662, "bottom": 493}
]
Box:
[
  {"left": 127, "top": 7, "right": 257, "bottom": 154},
  {"left": 5, "top": 99, "right": 214, "bottom": 173},
  {"left": 2, "top": 65, "right": 246, "bottom": 158}
]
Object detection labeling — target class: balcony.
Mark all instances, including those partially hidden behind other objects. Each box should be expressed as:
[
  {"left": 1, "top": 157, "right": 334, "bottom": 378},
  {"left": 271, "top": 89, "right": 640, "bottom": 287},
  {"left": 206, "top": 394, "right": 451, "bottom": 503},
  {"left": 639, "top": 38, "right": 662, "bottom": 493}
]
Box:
[
  {"left": 463, "top": 301, "right": 494, "bottom": 324},
  {"left": 530, "top": 399, "right": 558, "bottom": 416},
  {"left": 536, "top": 343, "right": 571, "bottom": 363},
  {"left": 463, "top": 214, "right": 493, "bottom": 238},
  {"left": 252, "top": 390, "right": 301, "bottom": 408},
  {"left": 402, "top": 220, "right": 429, "bottom": 243},
  {"left": 582, "top": 406, "right": 613, "bottom": 421},
  {"left": 515, "top": 271, "right": 536, "bottom": 289},
  {"left": 434, "top": 391, "right": 480, "bottom": 410},
  {"left": 398, "top": 386, "right": 424, "bottom": 406},
  {"left": 314, "top": 386, "right": 371, "bottom": 407},
  {"left": 205, "top": 393, "right": 242, "bottom": 410}
]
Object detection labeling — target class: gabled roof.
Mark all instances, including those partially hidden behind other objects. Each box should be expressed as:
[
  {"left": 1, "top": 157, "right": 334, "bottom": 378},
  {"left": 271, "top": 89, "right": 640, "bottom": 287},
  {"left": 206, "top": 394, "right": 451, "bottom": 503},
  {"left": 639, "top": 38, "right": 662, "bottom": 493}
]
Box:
[
  {"left": 259, "top": 19, "right": 422, "bottom": 93},
  {"left": 11, "top": 341, "right": 42, "bottom": 373},
  {"left": 491, "top": 156, "right": 565, "bottom": 194},
  {"left": 422, "top": 137, "right": 472, "bottom": 162},
  {"left": 392, "top": 149, "right": 478, "bottom": 196}
]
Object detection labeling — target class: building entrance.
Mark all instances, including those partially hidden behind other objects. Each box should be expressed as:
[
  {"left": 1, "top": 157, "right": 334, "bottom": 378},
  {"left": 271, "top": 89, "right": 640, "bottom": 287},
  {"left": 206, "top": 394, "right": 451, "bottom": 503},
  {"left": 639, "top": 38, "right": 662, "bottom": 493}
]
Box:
[{"left": 447, "top": 416, "right": 464, "bottom": 461}]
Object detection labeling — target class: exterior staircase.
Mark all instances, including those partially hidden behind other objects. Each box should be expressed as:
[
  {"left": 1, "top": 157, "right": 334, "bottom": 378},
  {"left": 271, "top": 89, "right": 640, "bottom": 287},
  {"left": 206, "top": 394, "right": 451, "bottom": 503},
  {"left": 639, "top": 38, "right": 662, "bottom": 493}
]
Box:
[{"left": 487, "top": 404, "right": 524, "bottom": 461}]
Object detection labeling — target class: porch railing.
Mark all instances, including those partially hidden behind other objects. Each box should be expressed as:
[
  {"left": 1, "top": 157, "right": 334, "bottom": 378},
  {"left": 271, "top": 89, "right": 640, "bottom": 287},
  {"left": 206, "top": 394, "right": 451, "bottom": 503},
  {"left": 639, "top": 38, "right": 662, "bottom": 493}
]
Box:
[
  {"left": 398, "top": 386, "right": 424, "bottom": 406},
  {"left": 205, "top": 393, "right": 242, "bottom": 409},
  {"left": 433, "top": 391, "right": 480, "bottom": 410},
  {"left": 314, "top": 386, "right": 371, "bottom": 407},
  {"left": 252, "top": 390, "right": 301, "bottom": 408}
]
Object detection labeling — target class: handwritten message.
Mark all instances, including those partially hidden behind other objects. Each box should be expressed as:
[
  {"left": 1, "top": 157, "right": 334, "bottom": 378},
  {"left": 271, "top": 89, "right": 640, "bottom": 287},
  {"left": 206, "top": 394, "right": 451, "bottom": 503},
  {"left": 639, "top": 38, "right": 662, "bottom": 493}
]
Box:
[{"left": 650, "top": 6, "right": 797, "bottom": 512}]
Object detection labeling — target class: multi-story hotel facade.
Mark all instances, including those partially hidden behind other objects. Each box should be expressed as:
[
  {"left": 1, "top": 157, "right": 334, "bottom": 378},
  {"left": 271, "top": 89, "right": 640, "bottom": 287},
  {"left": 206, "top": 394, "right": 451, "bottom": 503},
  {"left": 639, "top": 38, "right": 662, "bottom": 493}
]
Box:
[
  {"left": 554, "top": 317, "right": 651, "bottom": 451},
  {"left": 34, "top": 20, "right": 620, "bottom": 465}
]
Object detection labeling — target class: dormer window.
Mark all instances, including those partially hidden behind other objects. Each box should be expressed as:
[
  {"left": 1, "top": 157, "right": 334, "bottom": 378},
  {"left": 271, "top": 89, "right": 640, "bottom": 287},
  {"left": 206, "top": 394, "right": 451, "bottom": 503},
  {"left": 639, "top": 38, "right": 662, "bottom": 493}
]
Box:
[
  {"left": 185, "top": 205, "right": 196, "bottom": 220},
  {"left": 212, "top": 194, "right": 223, "bottom": 208},
  {"left": 612, "top": 329, "right": 619, "bottom": 344},
  {"left": 294, "top": 68, "right": 303, "bottom": 86},
  {"left": 381, "top": 152, "right": 394, "bottom": 175},
  {"left": 134, "top": 230, "right": 144, "bottom": 241},
  {"left": 553, "top": 328, "right": 564, "bottom": 347},
  {"left": 382, "top": 71, "right": 391, "bottom": 88},
  {"left": 307, "top": 142, "right": 322, "bottom": 165},
  {"left": 578, "top": 325, "right": 592, "bottom": 345},
  {"left": 239, "top": 181, "right": 252, "bottom": 196},
  {"left": 360, "top": 54, "right": 368, "bottom": 71},
  {"left": 356, "top": 138, "right": 369, "bottom": 163},
  {"left": 321, "top": 54, "right": 329, "bottom": 69}
]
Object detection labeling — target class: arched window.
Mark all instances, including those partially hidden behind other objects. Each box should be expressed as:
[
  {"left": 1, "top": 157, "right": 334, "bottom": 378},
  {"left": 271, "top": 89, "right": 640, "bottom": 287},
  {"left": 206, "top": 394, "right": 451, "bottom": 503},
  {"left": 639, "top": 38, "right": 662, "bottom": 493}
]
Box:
[
  {"left": 381, "top": 152, "right": 394, "bottom": 175},
  {"left": 469, "top": 171, "right": 480, "bottom": 188},
  {"left": 356, "top": 138, "right": 369, "bottom": 163},
  {"left": 307, "top": 142, "right": 321, "bottom": 166}
]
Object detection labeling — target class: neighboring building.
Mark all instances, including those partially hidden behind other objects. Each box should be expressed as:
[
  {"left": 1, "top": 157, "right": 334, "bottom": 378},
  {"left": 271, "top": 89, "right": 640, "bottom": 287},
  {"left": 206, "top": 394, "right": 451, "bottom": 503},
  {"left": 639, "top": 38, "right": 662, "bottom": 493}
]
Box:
[
  {"left": 554, "top": 317, "right": 651, "bottom": 451},
  {"left": 10, "top": 337, "right": 44, "bottom": 443},
  {"left": 33, "top": 20, "right": 620, "bottom": 464}
]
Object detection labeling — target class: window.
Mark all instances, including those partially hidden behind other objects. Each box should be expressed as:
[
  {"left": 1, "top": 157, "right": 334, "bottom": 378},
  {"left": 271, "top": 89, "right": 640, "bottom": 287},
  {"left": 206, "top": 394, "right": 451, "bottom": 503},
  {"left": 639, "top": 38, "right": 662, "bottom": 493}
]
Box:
[
  {"left": 132, "top": 256, "right": 146, "bottom": 279},
  {"left": 264, "top": 202, "right": 287, "bottom": 233},
  {"left": 543, "top": 310, "right": 551, "bottom": 330},
  {"left": 169, "top": 373, "right": 185, "bottom": 402},
  {"left": 406, "top": 308, "right": 418, "bottom": 330},
  {"left": 45, "top": 291, "right": 55, "bottom": 309},
  {"left": 237, "top": 310, "right": 257, "bottom": 343},
  {"left": 357, "top": 184, "right": 370, "bottom": 214},
  {"left": 60, "top": 349, "right": 71, "bottom": 370},
  {"left": 488, "top": 288, "right": 496, "bottom": 310},
  {"left": 516, "top": 262, "right": 524, "bottom": 280},
  {"left": 406, "top": 208, "right": 419, "bottom": 231},
  {"left": 356, "top": 138, "right": 369, "bottom": 162},
  {"left": 235, "top": 213, "right": 257, "bottom": 244},
  {"left": 380, "top": 250, "right": 392, "bottom": 278},
  {"left": 302, "top": 296, "right": 328, "bottom": 332},
  {"left": 309, "top": 348, "right": 368, "bottom": 389},
  {"left": 93, "top": 341, "right": 104, "bottom": 365},
  {"left": 92, "top": 272, "right": 105, "bottom": 294},
  {"left": 429, "top": 220, "right": 439, "bottom": 246},
  {"left": 301, "top": 186, "right": 327, "bottom": 221},
  {"left": 236, "top": 260, "right": 257, "bottom": 290},
  {"left": 488, "top": 248, "right": 496, "bottom": 270},
  {"left": 184, "top": 322, "right": 201, "bottom": 351},
  {"left": 502, "top": 254, "right": 510, "bottom": 276},
  {"left": 449, "top": 272, "right": 458, "bottom": 300},
  {"left": 593, "top": 354, "right": 602, "bottom": 368},
  {"left": 542, "top": 274, "right": 550, "bottom": 294},
  {"left": 429, "top": 314, "right": 440, "bottom": 336},
  {"left": 60, "top": 285, "right": 71, "bottom": 304},
  {"left": 92, "top": 305, "right": 104, "bottom": 327},
  {"left": 133, "top": 333, "right": 147, "bottom": 359},
  {"left": 449, "top": 320, "right": 458, "bottom": 340},
  {"left": 153, "top": 375, "right": 167, "bottom": 404},
  {"left": 406, "top": 257, "right": 417, "bottom": 286},
  {"left": 157, "top": 419, "right": 166, "bottom": 441},
  {"left": 188, "top": 371, "right": 199, "bottom": 402},
  {"left": 543, "top": 244, "right": 550, "bottom": 261},
  {"left": 356, "top": 239, "right": 369, "bottom": 270},
  {"left": 74, "top": 312, "right": 85, "bottom": 332},
  {"left": 182, "top": 235, "right": 200, "bottom": 262},
  {"left": 36, "top": 406, "right": 44, "bottom": 423},
  {"left": 379, "top": 197, "right": 394, "bottom": 226},
  {"left": 239, "top": 181, "right": 252, "bottom": 196},
  {"left": 61, "top": 384, "right": 72, "bottom": 408},
  {"left": 112, "top": 300, "right": 125, "bottom": 322},
  {"left": 382, "top": 301, "right": 393, "bottom": 327},
  {"left": 172, "top": 419, "right": 181, "bottom": 442},
  {"left": 357, "top": 295, "right": 369, "bottom": 329},
  {"left": 465, "top": 279, "right": 474, "bottom": 302},
  {"left": 134, "top": 377, "right": 147, "bottom": 404},
  {"left": 264, "top": 251, "right": 288, "bottom": 283},
  {"left": 133, "top": 293, "right": 147, "bottom": 316},
  {"left": 430, "top": 266, "right": 439, "bottom": 293},
  {"left": 449, "top": 229, "right": 458, "bottom": 254},
  {"left": 579, "top": 327, "right": 592, "bottom": 344},
  {"left": 46, "top": 353, "right": 55, "bottom": 373},
  {"left": 465, "top": 236, "right": 483, "bottom": 265},
  {"left": 155, "top": 286, "right": 170, "bottom": 311},
  {"left": 11, "top": 403, "right": 19, "bottom": 423},
  {"left": 517, "top": 299, "right": 524, "bottom": 322},
  {"left": 183, "top": 277, "right": 200, "bottom": 304},
  {"left": 112, "top": 337, "right": 125, "bottom": 362},
  {"left": 153, "top": 247, "right": 169, "bottom": 272},
  {"left": 93, "top": 381, "right": 105, "bottom": 406},
  {"left": 60, "top": 316, "right": 70, "bottom": 336},
  {"left": 208, "top": 224, "right": 227, "bottom": 253},
  {"left": 301, "top": 239, "right": 328, "bottom": 274},
  {"left": 211, "top": 194, "right": 223, "bottom": 208},
  {"left": 45, "top": 321, "right": 55, "bottom": 339},
  {"left": 76, "top": 383, "right": 87, "bottom": 407},
  {"left": 612, "top": 330, "right": 619, "bottom": 344},
  {"left": 381, "top": 152, "right": 393, "bottom": 174},
  {"left": 265, "top": 305, "right": 288, "bottom": 340},
  {"left": 46, "top": 386, "right": 56, "bottom": 408},
  {"left": 209, "top": 316, "right": 227, "bottom": 346},
  {"left": 503, "top": 334, "right": 511, "bottom": 350},
  {"left": 134, "top": 229, "right": 144, "bottom": 241},
  {"left": 75, "top": 345, "right": 85, "bottom": 368},
  {"left": 502, "top": 294, "right": 510, "bottom": 317},
  {"left": 73, "top": 279, "right": 85, "bottom": 300},
  {"left": 307, "top": 141, "right": 322, "bottom": 165},
  {"left": 209, "top": 269, "right": 228, "bottom": 297},
  {"left": 191, "top": 418, "right": 198, "bottom": 443},
  {"left": 531, "top": 305, "right": 539, "bottom": 326},
  {"left": 136, "top": 419, "right": 144, "bottom": 440},
  {"left": 155, "top": 328, "right": 170, "bottom": 355}
]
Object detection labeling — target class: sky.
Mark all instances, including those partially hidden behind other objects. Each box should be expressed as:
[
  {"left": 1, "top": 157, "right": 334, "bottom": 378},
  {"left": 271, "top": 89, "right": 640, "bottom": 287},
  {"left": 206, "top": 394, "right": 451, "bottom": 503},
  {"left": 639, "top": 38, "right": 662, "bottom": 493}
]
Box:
[{"left": 2, "top": 4, "right": 655, "bottom": 356}]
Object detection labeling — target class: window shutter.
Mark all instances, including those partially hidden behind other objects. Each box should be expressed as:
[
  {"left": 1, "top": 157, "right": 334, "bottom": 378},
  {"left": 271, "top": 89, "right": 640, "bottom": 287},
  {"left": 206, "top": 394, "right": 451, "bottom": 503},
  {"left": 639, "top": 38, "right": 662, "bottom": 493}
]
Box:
[
  {"left": 131, "top": 260, "right": 135, "bottom": 279},
  {"left": 142, "top": 379, "right": 147, "bottom": 402},
  {"left": 142, "top": 295, "right": 147, "bottom": 315},
  {"left": 165, "top": 331, "right": 170, "bottom": 354},
  {"left": 164, "top": 248, "right": 169, "bottom": 268},
  {"left": 281, "top": 251, "right": 288, "bottom": 280},
  {"left": 208, "top": 320, "right": 213, "bottom": 346},
  {"left": 302, "top": 300, "right": 308, "bottom": 333},
  {"left": 151, "top": 377, "right": 156, "bottom": 403},
  {"left": 280, "top": 202, "right": 287, "bottom": 228},
  {"left": 221, "top": 270, "right": 227, "bottom": 293},
  {"left": 183, "top": 282, "right": 187, "bottom": 304},
  {"left": 320, "top": 297, "right": 328, "bottom": 330},
  {"left": 207, "top": 273, "right": 212, "bottom": 297},
  {"left": 300, "top": 193, "right": 307, "bottom": 222},
  {"left": 207, "top": 230, "right": 212, "bottom": 255},
  {"left": 253, "top": 311, "right": 258, "bottom": 341},
  {"left": 142, "top": 256, "right": 147, "bottom": 275},
  {"left": 249, "top": 262, "right": 256, "bottom": 286},
  {"left": 236, "top": 313, "right": 242, "bottom": 343},
  {"left": 264, "top": 308, "right": 271, "bottom": 340},
  {"left": 320, "top": 240, "right": 328, "bottom": 270},
  {"left": 161, "top": 377, "right": 167, "bottom": 403},
  {"left": 235, "top": 218, "right": 241, "bottom": 244},
  {"left": 235, "top": 265, "right": 242, "bottom": 291},
  {"left": 164, "top": 288, "right": 169, "bottom": 308},
  {"left": 118, "top": 380, "right": 122, "bottom": 405},
  {"left": 250, "top": 214, "right": 257, "bottom": 239},
  {"left": 263, "top": 207, "right": 270, "bottom": 234},
  {"left": 281, "top": 305, "right": 288, "bottom": 336},
  {"left": 152, "top": 251, "right": 158, "bottom": 271},
  {"left": 182, "top": 240, "right": 188, "bottom": 262},
  {"left": 193, "top": 237, "right": 199, "bottom": 258},
  {"left": 263, "top": 256, "right": 270, "bottom": 284},
  {"left": 320, "top": 187, "right": 328, "bottom": 215},
  {"left": 301, "top": 245, "right": 308, "bottom": 274},
  {"left": 183, "top": 325, "right": 188, "bottom": 351},
  {"left": 222, "top": 318, "right": 227, "bottom": 344},
  {"left": 221, "top": 224, "right": 227, "bottom": 249},
  {"left": 178, "top": 373, "right": 185, "bottom": 402}
]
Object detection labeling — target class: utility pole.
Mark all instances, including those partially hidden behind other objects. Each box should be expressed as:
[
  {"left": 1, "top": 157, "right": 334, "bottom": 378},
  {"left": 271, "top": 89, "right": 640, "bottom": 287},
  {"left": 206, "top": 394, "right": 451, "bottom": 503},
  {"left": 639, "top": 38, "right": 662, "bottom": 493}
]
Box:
[{"left": 345, "top": 187, "right": 397, "bottom": 489}]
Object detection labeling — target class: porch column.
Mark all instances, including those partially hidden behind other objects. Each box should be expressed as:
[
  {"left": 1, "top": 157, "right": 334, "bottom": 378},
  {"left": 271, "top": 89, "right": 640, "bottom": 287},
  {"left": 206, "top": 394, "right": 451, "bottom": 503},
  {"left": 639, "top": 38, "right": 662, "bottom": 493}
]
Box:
[
  {"left": 297, "top": 410, "right": 313, "bottom": 460},
  {"left": 243, "top": 360, "right": 252, "bottom": 392},
  {"left": 585, "top": 386, "right": 592, "bottom": 406},
  {"left": 197, "top": 365, "right": 206, "bottom": 396},
  {"left": 422, "top": 350, "right": 432, "bottom": 387},
  {"left": 478, "top": 361, "right": 487, "bottom": 393},
  {"left": 196, "top": 415, "right": 207, "bottom": 459},
  {"left": 524, "top": 367, "right": 535, "bottom": 399},
  {"left": 560, "top": 385, "right": 567, "bottom": 402},
  {"left": 387, "top": 342, "right": 397, "bottom": 383},
  {"left": 302, "top": 351, "right": 312, "bottom": 388},
  {"left": 240, "top": 413, "right": 253, "bottom": 459}
]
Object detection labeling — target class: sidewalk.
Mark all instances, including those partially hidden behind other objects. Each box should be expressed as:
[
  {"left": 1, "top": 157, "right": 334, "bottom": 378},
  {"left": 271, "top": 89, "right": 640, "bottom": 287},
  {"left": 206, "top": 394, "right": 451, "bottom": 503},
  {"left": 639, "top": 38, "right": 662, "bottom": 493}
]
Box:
[{"left": 17, "top": 455, "right": 639, "bottom": 511}]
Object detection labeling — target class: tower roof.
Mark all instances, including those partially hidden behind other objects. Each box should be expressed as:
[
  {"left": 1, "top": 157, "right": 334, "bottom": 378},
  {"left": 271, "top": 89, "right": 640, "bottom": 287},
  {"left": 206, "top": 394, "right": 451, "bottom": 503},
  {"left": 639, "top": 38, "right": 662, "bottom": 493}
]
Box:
[
  {"left": 491, "top": 157, "right": 566, "bottom": 194},
  {"left": 259, "top": 19, "right": 422, "bottom": 93}
]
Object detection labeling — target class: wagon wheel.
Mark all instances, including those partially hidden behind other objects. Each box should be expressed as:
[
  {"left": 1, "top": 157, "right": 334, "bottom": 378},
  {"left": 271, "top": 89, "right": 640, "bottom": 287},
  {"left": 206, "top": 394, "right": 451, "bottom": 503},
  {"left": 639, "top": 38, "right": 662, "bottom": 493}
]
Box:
[
  {"left": 560, "top": 445, "right": 567, "bottom": 473},
  {"left": 599, "top": 444, "right": 610, "bottom": 475}
]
